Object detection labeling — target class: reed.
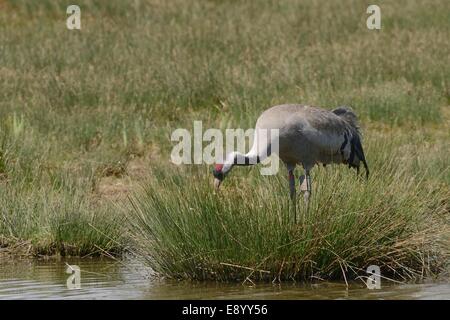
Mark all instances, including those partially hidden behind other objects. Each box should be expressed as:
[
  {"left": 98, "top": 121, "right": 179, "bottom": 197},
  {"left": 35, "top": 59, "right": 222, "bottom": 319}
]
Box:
[{"left": 127, "top": 134, "right": 449, "bottom": 281}]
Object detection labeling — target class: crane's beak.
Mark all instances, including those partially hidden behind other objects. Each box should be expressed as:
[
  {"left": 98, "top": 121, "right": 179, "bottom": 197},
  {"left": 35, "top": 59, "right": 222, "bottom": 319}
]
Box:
[{"left": 214, "top": 178, "right": 221, "bottom": 190}]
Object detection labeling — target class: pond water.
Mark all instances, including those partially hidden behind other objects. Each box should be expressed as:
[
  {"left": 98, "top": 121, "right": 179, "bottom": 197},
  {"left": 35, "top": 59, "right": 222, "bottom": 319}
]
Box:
[{"left": 0, "top": 258, "right": 449, "bottom": 300}]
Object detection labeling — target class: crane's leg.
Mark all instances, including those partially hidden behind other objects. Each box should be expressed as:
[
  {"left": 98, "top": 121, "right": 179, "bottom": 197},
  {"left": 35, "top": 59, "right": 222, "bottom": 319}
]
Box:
[
  {"left": 287, "top": 164, "right": 297, "bottom": 223},
  {"left": 299, "top": 167, "right": 312, "bottom": 207},
  {"left": 304, "top": 169, "right": 312, "bottom": 206},
  {"left": 288, "top": 168, "right": 295, "bottom": 201}
]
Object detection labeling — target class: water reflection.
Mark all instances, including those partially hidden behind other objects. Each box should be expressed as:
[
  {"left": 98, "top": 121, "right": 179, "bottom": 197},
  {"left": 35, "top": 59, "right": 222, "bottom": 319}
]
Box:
[{"left": 0, "top": 258, "right": 449, "bottom": 300}]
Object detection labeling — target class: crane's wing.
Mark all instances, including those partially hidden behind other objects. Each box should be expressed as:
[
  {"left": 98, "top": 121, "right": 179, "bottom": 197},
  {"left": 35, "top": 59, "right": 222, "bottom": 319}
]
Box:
[{"left": 297, "top": 108, "right": 352, "bottom": 155}]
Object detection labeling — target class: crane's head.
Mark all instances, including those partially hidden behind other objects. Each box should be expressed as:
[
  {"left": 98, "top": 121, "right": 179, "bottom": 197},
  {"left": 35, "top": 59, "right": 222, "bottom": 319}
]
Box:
[{"left": 212, "top": 164, "right": 225, "bottom": 190}]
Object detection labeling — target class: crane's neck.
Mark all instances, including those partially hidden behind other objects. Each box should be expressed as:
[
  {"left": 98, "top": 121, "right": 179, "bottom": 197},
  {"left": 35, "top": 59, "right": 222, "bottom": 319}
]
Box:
[{"left": 222, "top": 151, "right": 261, "bottom": 174}]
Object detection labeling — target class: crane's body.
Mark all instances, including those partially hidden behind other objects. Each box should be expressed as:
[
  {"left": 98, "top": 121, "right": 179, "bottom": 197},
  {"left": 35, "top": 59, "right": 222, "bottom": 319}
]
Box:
[
  {"left": 256, "top": 104, "right": 357, "bottom": 168},
  {"left": 213, "top": 104, "right": 369, "bottom": 203}
]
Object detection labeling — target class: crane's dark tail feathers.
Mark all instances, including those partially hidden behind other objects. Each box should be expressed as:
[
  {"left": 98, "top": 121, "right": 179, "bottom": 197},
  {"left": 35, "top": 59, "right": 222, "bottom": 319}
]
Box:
[
  {"left": 333, "top": 106, "right": 370, "bottom": 180},
  {"left": 352, "top": 133, "right": 370, "bottom": 179}
]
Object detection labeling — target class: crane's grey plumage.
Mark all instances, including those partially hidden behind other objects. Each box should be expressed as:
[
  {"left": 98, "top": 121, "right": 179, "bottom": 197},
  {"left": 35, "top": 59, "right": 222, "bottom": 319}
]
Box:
[{"left": 213, "top": 104, "right": 369, "bottom": 203}]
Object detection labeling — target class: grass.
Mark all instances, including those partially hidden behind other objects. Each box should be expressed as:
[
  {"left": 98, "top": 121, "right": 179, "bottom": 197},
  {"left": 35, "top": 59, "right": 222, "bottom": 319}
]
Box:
[{"left": 0, "top": 0, "right": 448, "bottom": 281}]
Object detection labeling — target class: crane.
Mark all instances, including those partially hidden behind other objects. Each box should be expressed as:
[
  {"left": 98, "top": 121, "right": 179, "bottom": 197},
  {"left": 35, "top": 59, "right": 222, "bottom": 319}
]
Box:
[{"left": 212, "top": 104, "right": 369, "bottom": 204}]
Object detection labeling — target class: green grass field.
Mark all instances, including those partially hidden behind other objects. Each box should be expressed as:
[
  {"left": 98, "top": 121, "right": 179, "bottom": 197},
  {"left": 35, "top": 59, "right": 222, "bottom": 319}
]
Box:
[{"left": 0, "top": 0, "right": 448, "bottom": 281}]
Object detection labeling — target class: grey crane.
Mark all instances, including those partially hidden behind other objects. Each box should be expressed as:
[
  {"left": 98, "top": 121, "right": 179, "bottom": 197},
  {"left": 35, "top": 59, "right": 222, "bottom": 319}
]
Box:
[{"left": 212, "top": 104, "right": 369, "bottom": 203}]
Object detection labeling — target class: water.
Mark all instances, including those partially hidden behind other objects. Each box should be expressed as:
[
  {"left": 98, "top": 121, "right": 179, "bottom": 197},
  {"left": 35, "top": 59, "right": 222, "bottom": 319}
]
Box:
[{"left": 0, "top": 258, "right": 449, "bottom": 300}]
